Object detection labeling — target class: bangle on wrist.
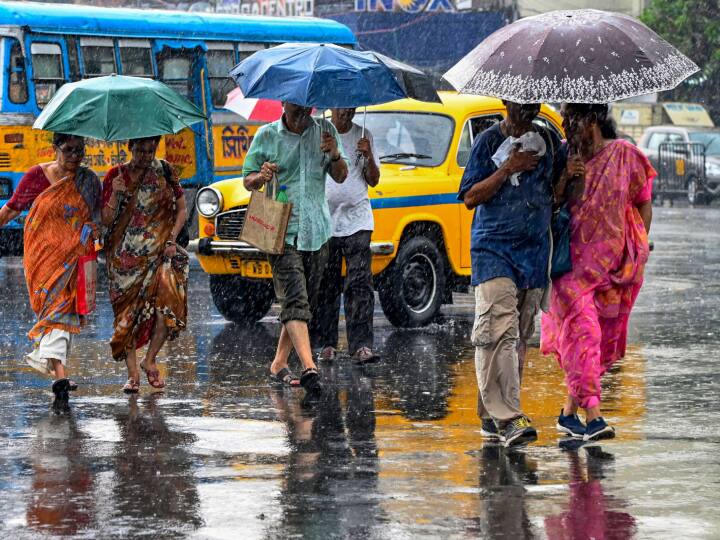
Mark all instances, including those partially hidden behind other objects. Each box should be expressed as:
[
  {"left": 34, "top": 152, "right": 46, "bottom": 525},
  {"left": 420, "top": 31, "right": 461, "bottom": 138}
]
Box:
[{"left": 165, "top": 240, "right": 176, "bottom": 247}]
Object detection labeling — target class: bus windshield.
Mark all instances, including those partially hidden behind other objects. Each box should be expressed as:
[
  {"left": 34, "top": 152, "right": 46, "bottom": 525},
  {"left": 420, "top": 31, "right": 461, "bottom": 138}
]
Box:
[{"left": 31, "top": 42, "right": 64, "bottom": 108}]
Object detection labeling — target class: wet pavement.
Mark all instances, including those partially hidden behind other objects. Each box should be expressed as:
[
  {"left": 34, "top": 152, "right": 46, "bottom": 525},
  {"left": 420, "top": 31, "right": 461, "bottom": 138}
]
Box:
[{"left": 0, "top": 206, "right": 718, "bottom": 539}]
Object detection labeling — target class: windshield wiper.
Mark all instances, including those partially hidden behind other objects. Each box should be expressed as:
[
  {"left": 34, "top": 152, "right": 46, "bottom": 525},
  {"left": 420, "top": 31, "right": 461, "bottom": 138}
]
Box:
[{"left": 380, "top": 152, "right": 432, "bottom": 162}]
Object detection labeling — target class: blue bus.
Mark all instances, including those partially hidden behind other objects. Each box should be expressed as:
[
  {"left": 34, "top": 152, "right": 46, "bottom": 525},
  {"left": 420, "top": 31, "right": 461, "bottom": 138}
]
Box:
[{"left": 0, "top": 1, "right": 355, "bottom": 253}]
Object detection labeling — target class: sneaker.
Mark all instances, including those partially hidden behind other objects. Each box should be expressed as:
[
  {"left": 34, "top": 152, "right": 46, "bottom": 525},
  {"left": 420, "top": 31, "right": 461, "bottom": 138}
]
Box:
[
  {"left": 318, "top": 346, "right": 337, "bottom": 362},
  {"left": 352, "top": 347, "right": 379, "bottom": 365},
  {"left": 556, "top": 410, "right": 587, "bottom": 438},
  {"left": 501, "top": 416, "right": 538, "bottom": 448},
  {"left": 583, "top": 417, "right": 616, "bottom": 441},
  {"left": 480, "top": 418, "right": 501, "bottom": 440}
]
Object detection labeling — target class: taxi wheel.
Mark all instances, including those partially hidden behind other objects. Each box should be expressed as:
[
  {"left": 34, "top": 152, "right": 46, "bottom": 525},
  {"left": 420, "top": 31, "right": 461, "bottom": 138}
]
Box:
[
  {"left": 209, "top": 275, "right": 275, "bottom": 325},
  {"left": 378, "top": 236, "right": 446, "bottom": 328}
]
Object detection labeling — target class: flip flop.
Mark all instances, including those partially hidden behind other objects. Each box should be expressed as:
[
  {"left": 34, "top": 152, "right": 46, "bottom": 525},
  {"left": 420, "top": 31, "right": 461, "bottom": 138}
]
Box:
[
  {"left": 140, "top": 363, "right": 165, "bottom": 390},
  {"left": 268, "top": 367, "right": 300, "bottom": 387},
  {"left": 122, "top": 378, "right": 140, "bottom": 394}
]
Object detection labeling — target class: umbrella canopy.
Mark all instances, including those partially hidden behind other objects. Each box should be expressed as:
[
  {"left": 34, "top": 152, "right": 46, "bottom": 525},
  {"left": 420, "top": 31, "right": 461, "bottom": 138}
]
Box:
[
  {"left": 444, "top": 9, "right": 700, "bottom": 104},
  {"left": 223, "top": 88, "right": 283, "bottom": 122},
  {"left": 229, "top": 42, "right": 407, "bottom": 109},
  {"left": 360, "top": 51, "right": 442, "bottom": 103},
  {"left": 33, "top": 74, "right": 206, "bottom": 141}
]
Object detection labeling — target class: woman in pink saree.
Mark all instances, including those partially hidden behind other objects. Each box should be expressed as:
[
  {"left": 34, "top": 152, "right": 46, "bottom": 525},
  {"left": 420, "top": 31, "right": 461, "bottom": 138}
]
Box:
[{"left": 541, "top": 103, "right": 655, "bottom": 441}]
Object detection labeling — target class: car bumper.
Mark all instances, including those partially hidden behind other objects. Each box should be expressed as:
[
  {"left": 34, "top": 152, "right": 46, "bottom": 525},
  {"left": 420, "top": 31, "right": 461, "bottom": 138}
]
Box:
[{"left": 189, "top": 238, "right": 396, "bottom": 256}]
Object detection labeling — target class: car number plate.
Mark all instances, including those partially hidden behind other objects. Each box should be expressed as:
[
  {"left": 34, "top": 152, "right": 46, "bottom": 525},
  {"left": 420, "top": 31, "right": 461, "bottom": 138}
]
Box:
[{"left": 243, "top": 260, "right": 272, "bottom": 278}]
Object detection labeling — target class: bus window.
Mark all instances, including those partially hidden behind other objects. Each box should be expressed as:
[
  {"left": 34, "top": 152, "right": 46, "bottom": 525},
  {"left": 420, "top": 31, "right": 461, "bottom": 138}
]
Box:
[
  {"left": 237, "top": 42, "right": 264, "bottom": 63},
  {"left": 30, "top": 42, "right": 64, "bottom": 108},
  {"left": 158, "top": 51, "right": 192, "bottom": 99},
  {"left": 81, "top": 38, "right": 116, "bottom": 77},
  {"left": 8, "top": 40, "right": 28, "bottom": 103},
  {"left": 206, "top": 43, "right": 234, "bottom": 108},
  {"left": 66, "top": 37, "right": 81, "bottom": 81},
  {"left": 119, "top": 40, "right": 153, "bottom": 77}
]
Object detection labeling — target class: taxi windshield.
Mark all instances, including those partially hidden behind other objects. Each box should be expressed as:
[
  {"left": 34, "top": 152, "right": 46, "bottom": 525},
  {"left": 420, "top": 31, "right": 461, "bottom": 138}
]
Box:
[{"left": 359, "top": 111, "right": 454, "bottom": 167}]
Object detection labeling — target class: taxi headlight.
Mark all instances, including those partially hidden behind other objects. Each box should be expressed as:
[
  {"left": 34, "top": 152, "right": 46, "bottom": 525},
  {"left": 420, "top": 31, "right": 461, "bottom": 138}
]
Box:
[{"left": 196, "top": 187, "right": 223, "bottom": 218}]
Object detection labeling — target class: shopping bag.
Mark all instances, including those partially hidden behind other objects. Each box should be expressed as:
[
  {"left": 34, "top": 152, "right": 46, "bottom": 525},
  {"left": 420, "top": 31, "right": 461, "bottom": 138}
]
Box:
[
  {"left": 239, "top": 177, "right": 292, "bottom": 255},
  {"left": 76, "top": 251, "right": 97, "bottom": 315}
]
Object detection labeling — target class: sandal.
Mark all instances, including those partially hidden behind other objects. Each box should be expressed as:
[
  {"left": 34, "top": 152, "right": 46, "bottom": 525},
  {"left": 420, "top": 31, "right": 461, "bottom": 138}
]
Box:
[
  {"left": 122, "top": 378, "right": 140, "bottom": 394},
  {"left": 268, "top": 367, "right": 300, "bottom": 387},
  {"left": 140, "top": 363, "right": 165, "bottom": 390},
  {"left": 300, "top": 368, "right": 322, "bottom": 396}
]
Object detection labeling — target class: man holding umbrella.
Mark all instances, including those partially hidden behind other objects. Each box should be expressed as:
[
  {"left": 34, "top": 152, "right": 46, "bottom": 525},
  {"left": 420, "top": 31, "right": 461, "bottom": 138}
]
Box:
[
  {"left": 243, "top": 102, "right": 348, "bottom": 398},
  {"left": 458, "top": 102, "right": 561, "bottom": 447},
  {"left": 311, "top": 107, "right": 381, "bottom": 365}
]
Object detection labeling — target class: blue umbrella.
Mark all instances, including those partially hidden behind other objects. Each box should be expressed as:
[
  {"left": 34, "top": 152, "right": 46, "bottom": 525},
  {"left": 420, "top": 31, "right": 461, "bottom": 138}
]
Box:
[{"left": 229, "top": 43, "right": 408, "bottom": 109}]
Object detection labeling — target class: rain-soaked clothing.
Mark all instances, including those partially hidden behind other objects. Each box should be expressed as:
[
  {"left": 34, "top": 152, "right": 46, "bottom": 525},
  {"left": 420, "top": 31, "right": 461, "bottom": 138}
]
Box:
[
  {"left": 268, "top": 243, "right": 328, "bottom": 323},
  {"left": 541, "top": 139, "right": 655, "bottom": 409},
  {"left": 457, "top": 123, "right": 561, "bottom": 289},
  {"left": 473, "top": 278, "right": 543, "bottom": 422},
  {"left": 21, "top": 166, "right": 101, "bottom": 375},
  {"left": 103, "top": 160, "right": 187, "bottom": 361},
  {"left": 312, "top": 230, "right": 374, "bottom": 354},
  {"left": 241, "top": 116, "right": 348, "bottom": 252}
]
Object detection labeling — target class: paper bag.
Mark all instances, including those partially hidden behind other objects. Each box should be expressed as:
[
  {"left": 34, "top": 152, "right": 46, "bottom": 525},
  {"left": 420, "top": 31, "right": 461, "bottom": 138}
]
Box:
[{"left": 240, "top": 179, "right": 292, "bottom": 255}]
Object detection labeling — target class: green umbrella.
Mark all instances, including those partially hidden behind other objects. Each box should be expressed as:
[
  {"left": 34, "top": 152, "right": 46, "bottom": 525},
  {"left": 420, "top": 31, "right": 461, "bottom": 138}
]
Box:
[{"left": 33, "top": 74, "right": 206, "bottom": 141}]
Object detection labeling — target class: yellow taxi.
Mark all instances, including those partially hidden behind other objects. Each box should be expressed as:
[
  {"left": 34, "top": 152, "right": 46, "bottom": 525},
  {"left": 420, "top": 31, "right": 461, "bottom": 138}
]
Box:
[{"left": 190, "top": 92, "right": 563, "bottom": 326}]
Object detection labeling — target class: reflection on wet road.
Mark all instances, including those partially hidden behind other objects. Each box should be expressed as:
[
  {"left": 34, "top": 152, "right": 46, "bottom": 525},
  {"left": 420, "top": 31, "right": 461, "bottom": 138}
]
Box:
[{"left": 0, "top": 207, "right": 718, "bottom": 539}]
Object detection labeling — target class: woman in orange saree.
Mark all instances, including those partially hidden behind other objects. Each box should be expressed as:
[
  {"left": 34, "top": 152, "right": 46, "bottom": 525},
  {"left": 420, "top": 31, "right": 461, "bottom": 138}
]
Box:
[
  {"left": 541, "top": 103, "right": 655, "bottom": 442},
  {"left": 0, "top": 133, "right": 101, "bottom": 412},
  {"left": 102, "top": 136, "right": 188, "bottom": 394}
]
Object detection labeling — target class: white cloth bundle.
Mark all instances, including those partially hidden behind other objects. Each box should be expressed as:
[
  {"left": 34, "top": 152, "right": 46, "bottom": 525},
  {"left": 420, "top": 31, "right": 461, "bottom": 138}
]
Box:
[{"left": 491, "top": 131, "right": 546, "bottom": 186}]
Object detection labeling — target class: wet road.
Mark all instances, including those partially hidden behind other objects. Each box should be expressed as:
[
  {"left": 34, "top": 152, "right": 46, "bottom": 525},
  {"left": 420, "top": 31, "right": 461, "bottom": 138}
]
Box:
[{"left": 0, "top": 206, "right": 718, "bottom": 539}]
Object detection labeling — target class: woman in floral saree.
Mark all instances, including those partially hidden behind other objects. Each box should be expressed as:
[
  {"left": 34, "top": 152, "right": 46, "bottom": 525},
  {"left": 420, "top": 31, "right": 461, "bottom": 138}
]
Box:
[
  {"left": 102, "top": 136, "right": 188, "bottom": 393},
  {"left": 541, "top": 103, "right": 655, "bottom": 441},
  {"left": 0, "top": 133, "right": 101, "bottom": 412}
]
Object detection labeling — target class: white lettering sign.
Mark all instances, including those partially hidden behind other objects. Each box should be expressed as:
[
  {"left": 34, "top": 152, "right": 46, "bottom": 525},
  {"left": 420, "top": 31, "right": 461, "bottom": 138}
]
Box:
[{"left": 216, "top": 0, "right": 314, "bottom": 16}]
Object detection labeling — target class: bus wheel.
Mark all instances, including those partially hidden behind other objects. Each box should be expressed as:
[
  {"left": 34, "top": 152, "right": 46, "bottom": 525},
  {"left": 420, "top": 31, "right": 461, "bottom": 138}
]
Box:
[
  {"left": 209, "top": 275, "right": 274, "bottom": 324},
  {"left": 377, "top": 236, "right": 446, "bottom": 328}
]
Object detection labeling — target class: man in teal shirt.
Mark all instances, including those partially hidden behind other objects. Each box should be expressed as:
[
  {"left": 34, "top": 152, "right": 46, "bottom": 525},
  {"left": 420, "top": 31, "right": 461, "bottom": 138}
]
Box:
[{"left": 243, "top": 102, "right": 348, "bottom": 400}]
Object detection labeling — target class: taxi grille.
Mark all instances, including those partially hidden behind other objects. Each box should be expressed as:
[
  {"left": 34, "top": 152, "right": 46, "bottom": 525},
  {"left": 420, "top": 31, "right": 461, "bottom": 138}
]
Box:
[
  {"left": 0, "top": 153, "right": 10, "bottom": 170},
  {"left": 215, "top": 208, "right": 246, "bottom": 240}
]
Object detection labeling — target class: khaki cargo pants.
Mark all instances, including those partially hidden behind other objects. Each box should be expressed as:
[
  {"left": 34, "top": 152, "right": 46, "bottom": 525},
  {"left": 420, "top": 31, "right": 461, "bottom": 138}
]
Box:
[{"left": 472, "top": 277, "right": 543, "bottom": 423}]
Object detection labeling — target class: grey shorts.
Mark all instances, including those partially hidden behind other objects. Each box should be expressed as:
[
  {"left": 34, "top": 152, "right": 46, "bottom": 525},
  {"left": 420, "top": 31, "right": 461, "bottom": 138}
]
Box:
[{"left": 267, "top": 243, "right": 329, "bottom": 324}]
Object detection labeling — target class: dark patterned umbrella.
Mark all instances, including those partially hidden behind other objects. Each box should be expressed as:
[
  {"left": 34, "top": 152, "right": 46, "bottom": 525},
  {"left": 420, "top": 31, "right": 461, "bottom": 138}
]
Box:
[{"left": 444, "top": 9, "right": 700, "bottom": 104}]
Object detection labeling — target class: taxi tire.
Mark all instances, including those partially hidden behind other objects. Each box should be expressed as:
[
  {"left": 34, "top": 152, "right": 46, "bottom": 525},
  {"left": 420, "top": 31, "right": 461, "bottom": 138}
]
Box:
[
  {"left": 209, "top": 275, "right": 275, "bottom": 325},
  {"left": 378, "top": 236, "right": 446, "bottom": 328}
]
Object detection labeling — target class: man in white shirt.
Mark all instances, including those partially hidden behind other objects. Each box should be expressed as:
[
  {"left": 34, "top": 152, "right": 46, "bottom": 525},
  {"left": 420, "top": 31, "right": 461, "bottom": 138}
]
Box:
[{"left": 310, "top": 108, "right": 381, "bottom": 364}]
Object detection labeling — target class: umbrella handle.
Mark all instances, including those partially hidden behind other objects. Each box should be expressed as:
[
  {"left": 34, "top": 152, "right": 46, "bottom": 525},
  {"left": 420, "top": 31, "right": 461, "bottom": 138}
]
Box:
[{"left": 362, "top": 106, "right": 366, "bottom": 139}]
